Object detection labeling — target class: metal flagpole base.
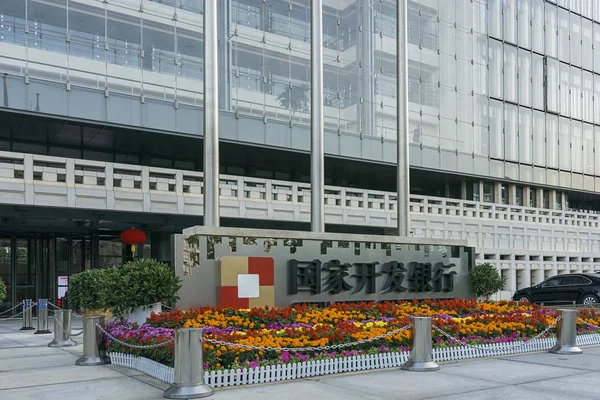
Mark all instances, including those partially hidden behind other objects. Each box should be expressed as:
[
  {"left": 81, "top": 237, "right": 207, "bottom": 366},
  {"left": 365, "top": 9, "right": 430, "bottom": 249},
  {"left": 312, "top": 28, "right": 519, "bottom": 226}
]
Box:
[
  {"left": 549, "top": 345, "right": 583, "bottom": 355},
  {"left": 401, "top": 360, "right": 440, "bottom": 372},
  {"left": 75, "top": 355, "right": 110, "bottom": 366},
  {"left": 549, "top": 309, "right": 583, "bottom": 355},
  {"left": 163, "top": 385, "right": 214, "bottom": 399},
  {"left": 75, "top": 315, "right": 110, "bottom": 366},
  {"left": 49, "top": 339, "right": 76, "bottom": 348}
]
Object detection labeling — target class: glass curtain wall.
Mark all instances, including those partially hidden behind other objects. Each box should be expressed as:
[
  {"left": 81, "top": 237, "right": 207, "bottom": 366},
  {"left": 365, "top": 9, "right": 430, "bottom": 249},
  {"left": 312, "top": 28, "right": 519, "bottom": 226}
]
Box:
[{"left": 3, "top": 0, "right": 600, "bottom": 191}]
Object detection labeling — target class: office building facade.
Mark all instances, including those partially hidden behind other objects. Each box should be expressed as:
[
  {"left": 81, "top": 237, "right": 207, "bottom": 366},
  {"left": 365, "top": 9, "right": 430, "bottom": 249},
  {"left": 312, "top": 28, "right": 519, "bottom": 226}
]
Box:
[{"left": 0, "top": 0, "right": 599, "bottom": 308}]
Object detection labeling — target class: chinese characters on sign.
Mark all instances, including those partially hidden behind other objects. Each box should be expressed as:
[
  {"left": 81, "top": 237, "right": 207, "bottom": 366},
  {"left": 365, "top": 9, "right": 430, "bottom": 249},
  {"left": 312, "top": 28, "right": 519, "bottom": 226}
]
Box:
[{"left": 288, "top": 259, "right": 457, "bottom": 296}]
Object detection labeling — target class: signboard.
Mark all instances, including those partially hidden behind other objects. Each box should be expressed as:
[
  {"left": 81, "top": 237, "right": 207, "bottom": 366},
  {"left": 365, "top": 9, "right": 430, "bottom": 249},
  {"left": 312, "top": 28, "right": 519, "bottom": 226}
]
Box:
[
  {"left": 58, "top": 276, "right": 68, "bottom": 299},
  {"left": 176, "top": 228, "right": 473, "bottom": 309}
]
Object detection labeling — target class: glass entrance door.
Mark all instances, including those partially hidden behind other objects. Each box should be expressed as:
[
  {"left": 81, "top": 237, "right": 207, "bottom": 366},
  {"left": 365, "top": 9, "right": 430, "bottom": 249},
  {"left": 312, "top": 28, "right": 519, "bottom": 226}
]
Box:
[
  {"left": 0, "top": 238, "right": 11, "bottom": 313},
  {"left": 14, "top": 237, "right": 35, "bottom": 309}
]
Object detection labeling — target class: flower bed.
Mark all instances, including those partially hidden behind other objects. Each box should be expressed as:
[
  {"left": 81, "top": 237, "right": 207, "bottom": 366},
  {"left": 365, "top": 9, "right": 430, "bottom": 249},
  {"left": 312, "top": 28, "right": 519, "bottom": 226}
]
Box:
[{"left": 103, "top": 299, "right": 600, "bottom": 371}]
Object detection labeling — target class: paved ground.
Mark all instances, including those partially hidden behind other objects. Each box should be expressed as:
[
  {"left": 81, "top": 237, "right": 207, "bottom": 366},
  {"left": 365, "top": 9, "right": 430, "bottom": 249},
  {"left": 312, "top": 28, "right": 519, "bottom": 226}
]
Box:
[{"left": 1, "top": 317, "right": 599, "bottom": 400}]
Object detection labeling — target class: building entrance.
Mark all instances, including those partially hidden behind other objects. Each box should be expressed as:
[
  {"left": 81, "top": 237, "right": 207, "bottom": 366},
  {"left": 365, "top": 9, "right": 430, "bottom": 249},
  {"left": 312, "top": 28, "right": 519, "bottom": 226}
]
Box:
[{"left": 0, "top": 233, "right": 122, "bottom": 315}]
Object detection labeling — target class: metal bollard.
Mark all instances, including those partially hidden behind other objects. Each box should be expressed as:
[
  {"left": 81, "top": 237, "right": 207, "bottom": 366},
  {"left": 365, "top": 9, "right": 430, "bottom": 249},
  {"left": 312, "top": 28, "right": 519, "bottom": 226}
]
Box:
[
  {"left": 164, "top": 328, "right": 214, "bottom": 399},
  {"left": 75, "top": 316, "right": 110, "bottom": 366},
  {"left": 35, "top": 299, "right": 52, "bottom": 335},
  {"left": 19, "top": 299, "right": 35, "bottom": 331},
  {"left": 550, "top": 309, "right": 583, "bottom": 355},
  {"left": 48, "top": 309, "right": 76, "bottom": 348},
  {"left": 401, "top": 316, "right": 440, "bottom": 372}
]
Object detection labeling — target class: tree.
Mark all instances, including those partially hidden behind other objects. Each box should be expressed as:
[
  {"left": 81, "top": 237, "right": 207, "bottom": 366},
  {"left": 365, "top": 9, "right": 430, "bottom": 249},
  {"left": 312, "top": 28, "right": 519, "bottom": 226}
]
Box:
[
  {"left": 468, "top": 263, "right": 506, "bottom": 299},
  {"left": 276, "top": 85, "right": 310, "bottom": 114}
]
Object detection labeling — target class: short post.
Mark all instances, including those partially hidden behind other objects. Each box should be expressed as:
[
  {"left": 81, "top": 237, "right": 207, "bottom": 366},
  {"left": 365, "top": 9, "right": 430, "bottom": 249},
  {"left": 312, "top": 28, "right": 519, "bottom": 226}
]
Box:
[
  {"left": 19, "top": 299, "right": 35, "bottom": 331},
  {"left": 75, "top": 316, "right": 110, "bottom": 366},
  {"left": 49, "top": 309, "right": 76, "bottom": 348},
  {"left": 164, "top": 328, "right": 213, "bottom": 399},
  {"left": 35, "top": 299, "right": 51, "bottom": 335},
  {"left": 401, "top": 316, "right": 440, "bottom": 372},
  {"left": 550, "top": 309, "right": 582, "bottom": 355}
]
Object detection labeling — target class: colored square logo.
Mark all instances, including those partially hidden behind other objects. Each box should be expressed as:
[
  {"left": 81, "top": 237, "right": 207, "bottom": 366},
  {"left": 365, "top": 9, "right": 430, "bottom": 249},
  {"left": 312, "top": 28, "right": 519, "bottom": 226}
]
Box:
[
  {"left": 218, "top": 256, "right": 275, "bottom": 308},
  {"left": 237, "top": 274, "right": 260, "bottom": 298}
]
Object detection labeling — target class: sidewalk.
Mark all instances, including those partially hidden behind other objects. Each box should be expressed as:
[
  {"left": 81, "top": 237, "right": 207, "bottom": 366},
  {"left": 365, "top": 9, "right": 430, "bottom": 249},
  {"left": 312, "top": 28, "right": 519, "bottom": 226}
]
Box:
[{"left": 1, "top": 318, "right": 598, "bottom": 400}]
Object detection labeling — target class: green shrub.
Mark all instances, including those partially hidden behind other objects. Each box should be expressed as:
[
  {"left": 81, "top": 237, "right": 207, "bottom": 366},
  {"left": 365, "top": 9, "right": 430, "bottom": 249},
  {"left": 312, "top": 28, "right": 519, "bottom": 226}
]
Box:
[
  {"left": 111, "top": 259, "right": 181, "bottom": 319},
  {"left": 468, "top": 263, "right": 506, "bottom": 298},
  {"left": 0, "top": 277, "right": 7, "bottom": 304},
  {"left": 68, "top": 268, "right": 118, "bottom": 313}
]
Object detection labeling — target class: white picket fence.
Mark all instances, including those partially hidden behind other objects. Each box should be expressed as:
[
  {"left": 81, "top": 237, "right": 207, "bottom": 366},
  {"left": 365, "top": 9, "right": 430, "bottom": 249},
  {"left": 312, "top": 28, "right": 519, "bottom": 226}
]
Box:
[{"left": 108, "top": 333, "right": 600, "bottom": 388}]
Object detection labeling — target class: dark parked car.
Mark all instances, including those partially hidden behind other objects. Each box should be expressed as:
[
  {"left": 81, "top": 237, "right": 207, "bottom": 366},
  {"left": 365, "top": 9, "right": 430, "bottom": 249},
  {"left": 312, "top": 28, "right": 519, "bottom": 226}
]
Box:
[{"left": 512, "top": 273, "right": 600, "bottom": 305}]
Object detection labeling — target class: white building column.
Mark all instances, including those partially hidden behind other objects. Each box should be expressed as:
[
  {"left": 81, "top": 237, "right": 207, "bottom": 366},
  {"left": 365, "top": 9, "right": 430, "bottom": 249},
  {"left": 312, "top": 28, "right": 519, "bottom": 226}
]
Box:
[
  {"left": 396, "top": 0, "right": 410, "bottom": 236},
  {"left": 310, "top": 0, "right": 325, "bottom": 232},
  {"left": 522, "top": 185, "right": 530, "bottom": 207},
  {"left": 203, "top": 0, "right": 220, "bottom": 227},
  {"left": 506, "top": 268, "right": 517, "bottom": 293}
]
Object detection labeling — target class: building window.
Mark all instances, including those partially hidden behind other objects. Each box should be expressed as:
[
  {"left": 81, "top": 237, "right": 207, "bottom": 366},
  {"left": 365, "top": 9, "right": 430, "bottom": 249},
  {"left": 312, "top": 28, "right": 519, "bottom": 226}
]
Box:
[{"left": 483, "top": 182, "right": 494, "bottom": 203}]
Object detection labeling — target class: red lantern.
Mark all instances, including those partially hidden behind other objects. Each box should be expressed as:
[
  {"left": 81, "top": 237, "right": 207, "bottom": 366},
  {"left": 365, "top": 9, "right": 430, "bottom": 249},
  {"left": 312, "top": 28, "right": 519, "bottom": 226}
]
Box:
[{"left": 120, "top": 227, "right": 147, "bottom": 258}]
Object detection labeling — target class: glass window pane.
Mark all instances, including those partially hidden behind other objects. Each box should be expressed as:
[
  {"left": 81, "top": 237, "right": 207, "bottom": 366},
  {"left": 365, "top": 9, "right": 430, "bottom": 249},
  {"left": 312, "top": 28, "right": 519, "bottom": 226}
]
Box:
[
  {"left": 422, "top": 113, "right": 439, "bottom": 148},
  {"left": 583, "top": 19, "right": 593, "bottom": 72},
  {"left": 518, "top": 0, "right": 531, "bottom": 50},
  {"left": 583, "top": 71, "right": 593, "bottom": 123},
  {"left": 532, "top": 54, "right": 544, "bottom": 110},
  {"left": 505, "top": 103, "right": 518, "bottom": 161},
  {"left": 583, "top": 124, "right": 594, "bottom": 175},
  {"left": 531, "top": 0, "right": 545, "bottom": 54},
  {"left": 440, "top": 118, "right": 457, "bottom": 151},
  {"left": 456, "top": 0, "right": 473, "bottom": 31},
  {"left": 458, "top": 121, "right": 474, "bottom": 154},
  {"left": 533, "top": 110, "right": 545, "bottom": 166},
  {"left": 571, "top": 121, "right": 582, "bottom": 173},
  {"left": 519, "top": 107, "right": 532, "bottom": 164},
  {"left": 546, "top": 115, "right": 559, "bottom": 169},
  {"left": 595, "top": 127, "right": 600, "bottom": 173},
  {"left": 504, "top": 0, "right": 517, "bottom": 44},
  {"left": 489, "top": 39, "right": 503, "bottom": 99},
  {"left": 68, "top": 6, "right": 106, "bottom": 62},
  {"left": 559, "top": 63, "right": 570, "bottom": 117},
  {"left": 558, "top": 8, "right": 570, "bottom": 63},
  {"left": 474, "top": 124, "right": 489, "bottom": 157},
  {"left": 546, "top": 57, "right": 560, "bottom": 113},
  {"left": 489, "top": 100, "right": 504, "bottom": 159},
  {"left": 582, "top": 0, "right": 593, "bottom": 19},
  {"left": 518, "top": 50, "right": 531, "bottom": 107},
  {"left": 595, "top": 24, "right": 600, "bottom": 74},
  {"left": 504, "top": 45, "right": 518, "bottom": 103},
  {"left": 570, "top": 13, "right": 582, "bottom": 68},
  {"left": 571, "top": 67, "right": 582, "bottom": 121},
  {"left": 545, "top": 5, "right": 558, "bottom": 58},
  {"left": 559, "top": 117, "right": 571, "bottom": 171},
  {"left": 595, "top": 75, "right": 600, "bottom": 124},
  {"left": 489, "top": 0, "right": 502, "bottom": 39}
]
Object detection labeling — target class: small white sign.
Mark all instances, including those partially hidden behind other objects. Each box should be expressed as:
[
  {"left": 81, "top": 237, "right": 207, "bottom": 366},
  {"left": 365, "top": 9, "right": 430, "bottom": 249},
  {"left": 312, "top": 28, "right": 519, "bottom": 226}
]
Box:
[
  {"left": 58, "top": 276, "right": 68, "bottom": 298},
  {"left": 237, "top": 274, "right": 259, "bottom": 298}
]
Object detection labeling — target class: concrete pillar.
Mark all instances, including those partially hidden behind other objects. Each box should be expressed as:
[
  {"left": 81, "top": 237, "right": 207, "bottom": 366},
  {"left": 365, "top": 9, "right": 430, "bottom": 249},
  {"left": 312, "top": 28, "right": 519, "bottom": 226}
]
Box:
[
  {"left": 494, "top": 182, "right": 502, "bottom": 204},
  {"left": 536, "top": 188, "right": 544, "bottom": 209},
  {"left": 549, "top": 190, "right": 557, "bottom": 210},
  {"left": 520, "top": 268, "right": 531, "bottom": 290},
  {"left": 506, "top": 268, "right": 517, "bottom": 293},
  {"left": 460, "top": 181, "right": 467, "bottom": 200},
  {"left": 522, "top": 185, "right": 530, "bottom": 207},
  {"left": 508, "top": 185, "right": 517, "bottom": 205}
]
